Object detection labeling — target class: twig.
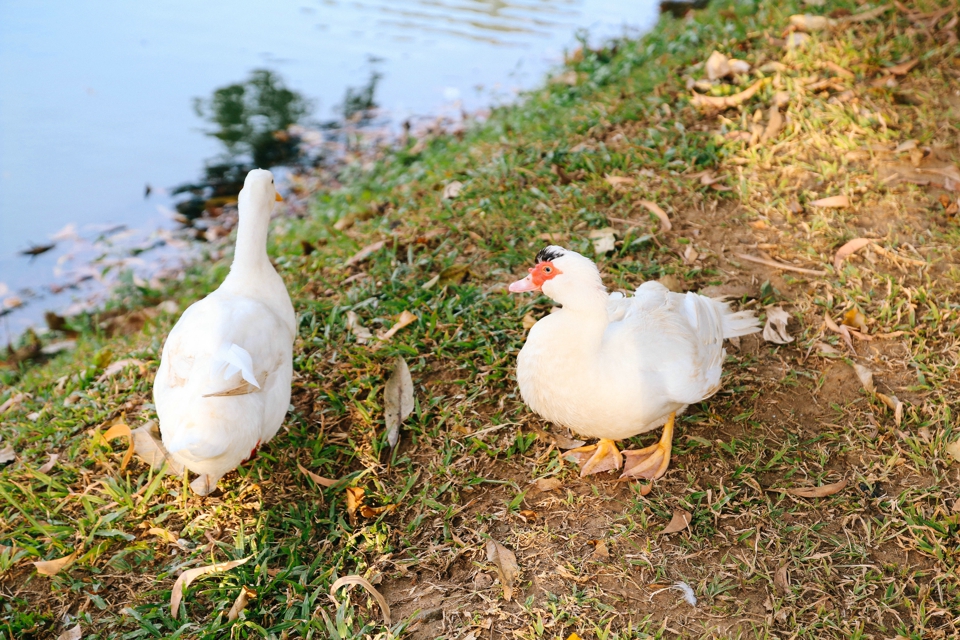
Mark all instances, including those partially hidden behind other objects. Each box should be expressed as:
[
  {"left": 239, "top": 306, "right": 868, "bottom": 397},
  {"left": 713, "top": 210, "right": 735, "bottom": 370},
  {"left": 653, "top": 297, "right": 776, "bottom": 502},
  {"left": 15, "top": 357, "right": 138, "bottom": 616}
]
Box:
[{"left": 733, "top": 253, "right": 827, "bottom": 276}]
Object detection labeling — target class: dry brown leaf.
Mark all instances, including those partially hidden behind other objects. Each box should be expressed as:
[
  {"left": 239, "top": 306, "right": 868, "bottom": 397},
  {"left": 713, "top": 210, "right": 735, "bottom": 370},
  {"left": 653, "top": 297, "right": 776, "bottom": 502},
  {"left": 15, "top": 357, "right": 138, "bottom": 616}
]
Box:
[
  {"left": 346, "top": 487, "right": 365, "bottom": 518},
  {"left": 763, "top": 307, "right": 794, "bottom": 344},
  {"left": 345, "top": 240, "right": 386, "bottom": 267},
  {"left": 130, "top": 422, "right": 180, "bottom": 473},
  {"left": 518, "top": 509, "right": 538, "bottom": 520},
  {"left": 536, "top": 477, "right": 563, "bottom": 492},
  {"left": 360, "top": 504, "right": 394, "bottom": 518},
  {"left": 785, "top": 32, "right": 811, "bottom": 49},
  {"left": 760, "top": 106, "right": 783, "bottom": 144},
  {"left": 441, "top": 180, "right": 463, "bottom": 199},
  {"left": 96, "top": 358, "right": 146, "bottom": 383},
  {"left": 810, "top": 195, "right": 850, "bottom": 209},
  {"left": 590, "top": 540, "right": 610, "bottom": 560},
  {"left": 887, "top": 59, "right": 919, "bottom": 75},
  {"left": 945, "top": 440, "right": 960, "bottom": 463},
  {"left": 384, "top": 356, "right": 414, "bottom": 448},
  {"left": 834, "top": 238, "right": 872, "bottom": 270},
  {"left": 691, "top": 78, "right": 766, "bottom": 109},
  {"left": 877, "top": 393, "right": 904, "bottom": 426},
  {"left": 37, "top": 453, "right": 59, "bottom": 474},
  {"left": 661, "top": 509, "right": 693, "bottom": 534},
  {"left": 330, "top": 575, "right": 392, "bottom": 625},
  {"left": 638, "top": 200, "right": 671, "bottom": 232},
  {"left": 345, "top": 311, "right": 373, "bottom": 345},
  {"left": 522, "top": 313, "right": 537, "bottom": 330},
  {"left": 227, "top": 585, "right": 257, "bottom": 622},
  {"left": 705, "top": 50, "right": 730, "bottom": 80},
  {"left": 297, "top": 462, "right": 338, "bottom": 487},
  {"left": 486, "top": 539, "right": 519, "bottom": 601},
  {"left": 58, "top": 624, "right": 81, "bottom": 640},
  {"left": 825, "top": 314, "right": 856, "bottom": 352},
  {"left": 774, "top": 565, "right": 790, "bottom": 593},
  {"left": 0, "top": 443, "right": 15, "bottom": 465},
  {"left": 378, "top": 310, "right": 417, "bottom": 340},
  {"left": 852, "top": 363, "right": 875, "bottom": 394},
  {"left": 34, "top": 550, "right": 79, "bottom": 576},
  {"left": 823, "top": 61, "right": 855, "bottom": 78},
  {"left": 784, "top": 479, "right": 847, "bottom": 498},
  {"left": 101, "top": 421, "right": 135, "bottom": 471},
  {"left": 604, "top": 174, "right": 635, "bottom": 188},
  {"left": 170, "top": 556, "right": 251, "bottom": 618}
]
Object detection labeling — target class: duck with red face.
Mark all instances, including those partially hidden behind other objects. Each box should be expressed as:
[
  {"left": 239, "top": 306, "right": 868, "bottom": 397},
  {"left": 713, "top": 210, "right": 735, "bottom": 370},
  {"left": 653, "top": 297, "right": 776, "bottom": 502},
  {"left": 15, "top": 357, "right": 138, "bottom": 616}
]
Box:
[{"left": 508, "top": 245, "right": 760, "bottom": 480}]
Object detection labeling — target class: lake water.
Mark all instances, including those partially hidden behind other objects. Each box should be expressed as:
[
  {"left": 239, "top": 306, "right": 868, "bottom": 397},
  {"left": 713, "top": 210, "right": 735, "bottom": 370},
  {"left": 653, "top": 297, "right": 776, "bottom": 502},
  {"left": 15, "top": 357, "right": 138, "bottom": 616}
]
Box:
[{"left": 0, "top": 0, "right": 660, "bottom": 343}]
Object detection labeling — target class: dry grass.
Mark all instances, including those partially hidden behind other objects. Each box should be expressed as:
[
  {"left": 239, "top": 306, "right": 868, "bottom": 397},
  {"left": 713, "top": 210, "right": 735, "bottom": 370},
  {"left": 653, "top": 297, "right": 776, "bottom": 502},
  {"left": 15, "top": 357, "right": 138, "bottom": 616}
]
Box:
[{"left": 2, "top": 1, "right": 960, "bottom": 638}]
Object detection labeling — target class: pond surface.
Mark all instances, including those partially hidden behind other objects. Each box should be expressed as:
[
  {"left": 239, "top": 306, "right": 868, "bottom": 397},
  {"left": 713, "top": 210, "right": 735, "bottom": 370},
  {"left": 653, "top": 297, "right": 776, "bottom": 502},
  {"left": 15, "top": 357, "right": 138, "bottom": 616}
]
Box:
[{"left": 0, "top": 0, "right": 659, "bottom": 342}]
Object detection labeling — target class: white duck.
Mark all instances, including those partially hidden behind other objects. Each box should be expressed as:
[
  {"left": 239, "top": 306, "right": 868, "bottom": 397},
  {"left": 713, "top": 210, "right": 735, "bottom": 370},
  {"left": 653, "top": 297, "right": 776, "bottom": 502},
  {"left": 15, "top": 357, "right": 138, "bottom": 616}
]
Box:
[
  {"left": 509, "top": 246, "right": 759, "bottom": 480},
  {"left": 154, "top": 169, "right": 295, "bottom": 495}
]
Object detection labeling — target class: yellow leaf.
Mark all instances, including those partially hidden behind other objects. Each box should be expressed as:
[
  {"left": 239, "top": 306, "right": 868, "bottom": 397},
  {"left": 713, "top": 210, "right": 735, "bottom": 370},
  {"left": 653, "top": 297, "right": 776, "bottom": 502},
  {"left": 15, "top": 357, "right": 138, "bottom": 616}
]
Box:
[
  {"left": 170, "top": 556, "right": 252, "bottom": 619},
  {"left": 34, "top": 550, "right": 79, "bottom": 576},
  {"left": 330, "top": 575, "right": 391, "bottom": 625}
]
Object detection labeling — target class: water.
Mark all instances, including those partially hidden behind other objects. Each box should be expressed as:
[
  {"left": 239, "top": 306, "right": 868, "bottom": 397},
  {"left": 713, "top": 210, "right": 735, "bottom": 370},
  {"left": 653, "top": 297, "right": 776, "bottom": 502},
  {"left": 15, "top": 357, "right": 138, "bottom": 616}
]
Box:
[{"left": 0, "top": 0, "right": 660, "bottom": 342}]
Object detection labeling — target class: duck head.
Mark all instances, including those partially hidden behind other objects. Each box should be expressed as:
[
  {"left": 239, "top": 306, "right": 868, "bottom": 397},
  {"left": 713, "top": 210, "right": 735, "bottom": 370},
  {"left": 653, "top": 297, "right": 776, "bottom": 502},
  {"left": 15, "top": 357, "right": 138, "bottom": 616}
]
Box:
[
  {"left": 509, "top": 246, "right": 606, "bottom": 309},
  {"left": 238, "top": 168, "right": 283, "bottom": 214}
]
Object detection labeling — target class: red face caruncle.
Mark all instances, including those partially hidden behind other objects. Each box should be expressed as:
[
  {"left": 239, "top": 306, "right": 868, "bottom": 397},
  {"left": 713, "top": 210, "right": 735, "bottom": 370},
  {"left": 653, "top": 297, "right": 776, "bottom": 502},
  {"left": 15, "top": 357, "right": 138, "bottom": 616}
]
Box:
[{"left": 528, "top": 261, "right": 562, "bottom": 288}]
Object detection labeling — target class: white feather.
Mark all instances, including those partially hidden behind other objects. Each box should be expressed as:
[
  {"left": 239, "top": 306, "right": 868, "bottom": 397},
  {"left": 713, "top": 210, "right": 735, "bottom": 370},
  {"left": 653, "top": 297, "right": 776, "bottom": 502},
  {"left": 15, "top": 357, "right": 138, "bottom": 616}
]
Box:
[{"left": 211, "top": 343, "right": 260, "bottom": 388}]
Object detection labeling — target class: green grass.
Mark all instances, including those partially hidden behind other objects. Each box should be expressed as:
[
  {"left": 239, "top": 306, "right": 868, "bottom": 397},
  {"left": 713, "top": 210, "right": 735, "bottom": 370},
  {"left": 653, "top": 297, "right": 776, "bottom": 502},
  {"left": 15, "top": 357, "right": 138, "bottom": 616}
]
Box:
[{"left": 3, "top": 0, "right": 960, "bottom": 638}]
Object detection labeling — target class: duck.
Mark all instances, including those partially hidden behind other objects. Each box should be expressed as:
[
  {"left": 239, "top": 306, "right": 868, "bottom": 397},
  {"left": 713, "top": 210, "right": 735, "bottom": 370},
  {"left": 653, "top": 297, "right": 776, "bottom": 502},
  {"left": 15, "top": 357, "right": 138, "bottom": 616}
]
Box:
[
  {"left": 509, "top": 246, "right": 760, "bottom": 480},
  {"left": 154, "top": 169, "right": 295, "bottom": 495}
]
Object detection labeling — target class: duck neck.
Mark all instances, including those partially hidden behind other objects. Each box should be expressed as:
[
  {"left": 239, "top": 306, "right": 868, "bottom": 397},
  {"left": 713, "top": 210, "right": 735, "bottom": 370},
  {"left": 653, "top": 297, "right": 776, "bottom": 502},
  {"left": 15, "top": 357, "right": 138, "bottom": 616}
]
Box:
[
  {"left": 229, "top": 207, "right": 271, "bottom": 278},
  {"left": 554, "top": 285, "right": 610, "bottom": 341}
]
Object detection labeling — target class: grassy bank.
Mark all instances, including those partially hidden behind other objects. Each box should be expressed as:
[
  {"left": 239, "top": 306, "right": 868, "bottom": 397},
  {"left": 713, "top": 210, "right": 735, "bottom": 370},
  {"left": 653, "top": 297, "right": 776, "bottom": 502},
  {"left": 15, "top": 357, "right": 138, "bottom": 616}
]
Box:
[{"left": 3, "top": 0, "right": 960, "bottom": 638}]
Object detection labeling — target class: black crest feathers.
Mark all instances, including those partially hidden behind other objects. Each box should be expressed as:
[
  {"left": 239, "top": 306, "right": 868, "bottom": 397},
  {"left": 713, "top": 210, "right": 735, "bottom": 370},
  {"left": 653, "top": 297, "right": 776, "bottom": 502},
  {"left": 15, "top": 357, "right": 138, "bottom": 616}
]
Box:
[{"left": 535, "top": 246, "right": 566, "bottom": 264}]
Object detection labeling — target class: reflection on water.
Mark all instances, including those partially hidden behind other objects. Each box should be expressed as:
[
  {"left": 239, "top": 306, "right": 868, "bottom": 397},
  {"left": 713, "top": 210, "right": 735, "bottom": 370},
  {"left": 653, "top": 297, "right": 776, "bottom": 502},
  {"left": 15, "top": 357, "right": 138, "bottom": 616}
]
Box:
[{"left": 0, "top": 0, "right": 661, "bottom": 343}]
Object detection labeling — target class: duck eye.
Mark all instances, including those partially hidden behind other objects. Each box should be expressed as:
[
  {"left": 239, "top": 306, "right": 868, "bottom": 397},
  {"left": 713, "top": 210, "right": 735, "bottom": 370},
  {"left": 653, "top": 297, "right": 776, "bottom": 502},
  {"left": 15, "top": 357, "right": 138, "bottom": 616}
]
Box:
[{"left": 543, "top": 266, "right": 552, "bottom": 273}]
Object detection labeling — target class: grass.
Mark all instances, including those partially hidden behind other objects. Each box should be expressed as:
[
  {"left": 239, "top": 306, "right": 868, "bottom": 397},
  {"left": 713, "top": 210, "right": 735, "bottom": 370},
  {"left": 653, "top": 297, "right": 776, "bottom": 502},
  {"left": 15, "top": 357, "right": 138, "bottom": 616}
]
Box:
[{"left": 3, "top": 0, "right": 960, "bottom": 638}]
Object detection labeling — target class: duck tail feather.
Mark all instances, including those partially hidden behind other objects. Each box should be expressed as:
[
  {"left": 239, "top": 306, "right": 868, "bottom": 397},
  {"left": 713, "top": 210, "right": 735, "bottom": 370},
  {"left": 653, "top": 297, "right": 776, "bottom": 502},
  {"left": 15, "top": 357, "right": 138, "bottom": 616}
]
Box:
[
  {"left": 719, "top": 307, "right": 762, "bottom": 339},
  {"left": 209, "top": 343, "right": 260, "bottom": 389}
]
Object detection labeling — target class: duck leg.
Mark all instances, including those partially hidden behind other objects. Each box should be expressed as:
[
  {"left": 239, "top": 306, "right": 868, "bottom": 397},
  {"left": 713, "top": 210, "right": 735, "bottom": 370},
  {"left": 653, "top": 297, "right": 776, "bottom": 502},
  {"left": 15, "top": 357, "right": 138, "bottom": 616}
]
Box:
[
  {"left": 620, "top": 412, "right": 675, "bottom": 480},
  {"left": 190, "top": 473, "right": 222, "bottom": 496},
  {"left": 565, "top": 438, "right": 623, "bottom": 477}
]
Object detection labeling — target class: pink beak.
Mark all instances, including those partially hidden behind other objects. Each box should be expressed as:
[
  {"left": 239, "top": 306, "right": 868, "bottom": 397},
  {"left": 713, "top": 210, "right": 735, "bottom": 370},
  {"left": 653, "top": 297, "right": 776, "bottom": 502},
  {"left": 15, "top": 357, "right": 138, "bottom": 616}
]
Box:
[{"left": 509, "top": 275, "right": 539, "bottom": 293}]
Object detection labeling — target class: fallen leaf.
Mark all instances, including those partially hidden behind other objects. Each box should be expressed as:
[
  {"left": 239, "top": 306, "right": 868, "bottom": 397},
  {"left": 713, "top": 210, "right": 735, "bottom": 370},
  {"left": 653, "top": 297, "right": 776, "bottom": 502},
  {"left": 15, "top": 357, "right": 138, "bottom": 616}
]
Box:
[
  {"left": 37, "top": 453, "right": 59, "bottom": 474},
  {"left": 825, "top": 314, "right": 856, "bottom": 352},
  {"left": 57, "top": 624, "right": 81, "bottom": 640},
  {"left": 170, "top": 556, "right": 251, "bottom": 618},
  {"left": 590, "top": 540, "right": 610, "bottom": 560},
  {"left": 529, "top": 424, "right": 585, "bottom": 449},
  {"left": 760, "top": 105, "right": 783, "bottom": 144},
  {"left": 34, "top": 550, "right": 79, "bottom": 576},
  {"left": 421, "top": 274, "right": 441, "bottom": 290},
  {"left": 360, "top": 504, "right": 394, "bottom": 518},
  {"left": 790, "top": 14, "right": 834, "bottom": 30},
  {"left": 852, "top": 363, "right": 875, "bottom": 393},
  {"left": 774, "top": 565, "right": 790, "bottom": 593},
  {"left": 522, "top": 313, "right": 537, "bottom": 330},
  {"left": 763, "top": 307, "right": 794, "bottom": 344},
  {"left": 147, "top": 527, "right": 179, "bottom": 543},
  {"left": 330, "top": 575, "right": 391, "bottom": 625},
  {"left": 810, "top": 195, "right": 850, "bottom": 209},
  {"left": 297, "top": 462, "right": 338, "bottom": 487},
  {"left": 887, "top": 59, "right": 919, "bottom": 75},
  {"left": 834, "top": 238, "right": 872, "bottom": 270},
  {"left": 0, "top": 444, "right": 14, "bottom": 465},
  {"left": 705, "top": 50, "right": 730, "bottom": 80},
  {"left": 877, "top": 393, "right": 904, "bottom": 426},
  {"left": 518, "top": 509, "right": 538, "bottom": 520},
  {"left": 346, "top": 487, "right": 365, "bottom": 519},
  {"left": 346, "top": 311, "right": 373, "bottom": 344},
  {"left": 442, "top": 180, "right": 463, "bottom": 199},
  {"left": 842, "top": 308, "right": 868, "bottom": 332},
  {"left": 839, "top": 3, "right": 890, "bottom": 22},
  {"left": 784, "top": 479, "right": 847, "bottom": 498},
  {"left": 384, "top": 356, "right": 415, "bottom": 448},
  {"left": 588, "top": 228, "right": 616, "bottom": 254},
  {"left": 438, "top": 264, "right": 469, "bottom": 286},
  {"left": 130, "top": 422, "right": 180, "bottom": 473},
  {"left": 784, "top": 32, "right": 811, "bottom": 49},
  {"left": 101, "top": 421, "right": 135, "bottom": 471},
  {"left": 638, "top": 200, "right": 672, "bottom": 232},
  {"left": 604, "top": 174, "right": 635, "bottom": 188},
  {"left": 823, "top": 61, "right": 854, "bottom": 78},
  {"left": 661, "top": 510, "right": 692, "bottom": 534},
  {"left": 96, "top": 358, "right": 146, "bottom": 383},
  {"left": 486, "top": 539, "right": 519, "bottom": 601},
  {"left": 0, "top": 393, "right": 26, "bottom": 414},
  {"left": 378, "top": 310, "right": 417, "bottom": 341},
  {"left": 691, "top": 78, "right": 767, "bottom": 109},
  {"left": 536, "top": 477, "right": 563, "bottom": 492},
  {"left": 344, "top": 240, "right": 386, "bottom": 267},
  {"left": 227, "top": 585, "right": 257, "bottom": 622},
  {"left": 945, "top": 440, "right": 960, "bottom": 463}
]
